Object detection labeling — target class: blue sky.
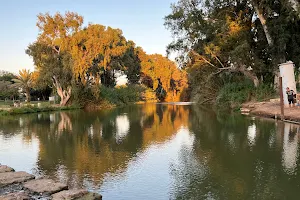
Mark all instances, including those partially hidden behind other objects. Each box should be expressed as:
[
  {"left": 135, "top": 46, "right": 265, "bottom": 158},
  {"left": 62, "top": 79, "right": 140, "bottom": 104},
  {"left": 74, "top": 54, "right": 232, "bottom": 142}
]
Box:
[{"left": 0, "top": 0, "right": 175, "bottom": 73}]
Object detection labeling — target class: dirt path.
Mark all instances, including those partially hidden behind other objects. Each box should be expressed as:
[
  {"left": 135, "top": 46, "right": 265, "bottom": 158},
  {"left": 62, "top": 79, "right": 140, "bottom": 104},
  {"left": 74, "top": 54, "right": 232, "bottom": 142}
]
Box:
[{"left": 242, "top": 100, "right": 300, "bottom": 122}]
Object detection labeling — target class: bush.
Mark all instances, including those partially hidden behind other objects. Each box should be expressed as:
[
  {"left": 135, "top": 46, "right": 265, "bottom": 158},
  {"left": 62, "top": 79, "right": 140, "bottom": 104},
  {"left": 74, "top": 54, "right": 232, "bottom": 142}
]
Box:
[
  {"left": 71, "top": 84, "right": 96, "bottom": 106},
  {"left": 216, "top": 80, "right": 275, "bottom": 109},
  {"left": 254, "top": 84, "right": 276, "bottom": 101},
  {"left": 100, "top": 85, "right": 145, "bottom": 106}
]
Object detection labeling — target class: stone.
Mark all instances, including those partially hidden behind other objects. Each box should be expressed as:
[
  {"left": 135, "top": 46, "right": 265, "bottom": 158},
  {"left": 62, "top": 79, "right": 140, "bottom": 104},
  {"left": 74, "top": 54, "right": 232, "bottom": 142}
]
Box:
[
  {"left": 0, "top": 191, "right": 29, "bottom": 200},
  {"left": 76, "top": 192, "right": 102, "bottom": 200},
  {"left": 0, "top": 172, "right": 34, "bottom": 187},
  {"left": 248, "top": 104, "right": 255, "bottom": 108},
  {"left": 23, "top": 179, "right": 68, "bottom": 194},
  {"left": 240, "top": 108, "right": 251, "bottom": 113},
  {"left": 52, "top": 190, "right": 102, "bottom": 200},
  {"left": 0, "top": 165, "right": 14, "bottom": 173},
  {"left": 270, "top": 98, "right": 280, "bottom": 103},
  {"left": 52, "top": 189, "right": 88, "bottom": 199},
  {"left": 241, "top": 112, "right": 250, "bottom": 116}
]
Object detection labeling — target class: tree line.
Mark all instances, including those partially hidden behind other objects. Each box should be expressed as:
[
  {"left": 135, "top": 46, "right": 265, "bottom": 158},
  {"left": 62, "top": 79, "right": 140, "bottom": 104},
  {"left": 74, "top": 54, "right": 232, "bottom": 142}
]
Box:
[
  {"left": 165, "top": 0, "right": 300, "bottom": 106},
  {"left": 13, "top": 12, "right": 188, "bottom": 106}
]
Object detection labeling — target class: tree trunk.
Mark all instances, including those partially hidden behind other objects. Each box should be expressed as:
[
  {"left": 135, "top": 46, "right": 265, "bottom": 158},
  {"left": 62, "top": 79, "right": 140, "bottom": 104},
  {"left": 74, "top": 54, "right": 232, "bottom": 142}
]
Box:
[
  {"left": 58, "top": 112, "right": 72, "bottom": 133},
  {"left": 25, "top": 88, "right": 31, "bottom": 102},
  {"left": 289, "top": 0, "right": 299, "bottom": 13},
  {"left": 53, "top": 76, "right": 71, "bottom": 106},
  {"left": 239, "top": 66, "right": 260, "bottom": 87},
  {"left": 253, "top": 3, "right": 274, "bottom": 46},
  {"left": 253, "top": 2, "right": 282, "bottom": 89}
]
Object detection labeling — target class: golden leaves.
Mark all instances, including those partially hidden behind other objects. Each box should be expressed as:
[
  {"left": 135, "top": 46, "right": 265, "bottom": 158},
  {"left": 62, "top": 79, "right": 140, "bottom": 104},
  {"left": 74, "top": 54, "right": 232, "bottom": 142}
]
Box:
[
  {"left": 33, "top": 11, "right": 189, "bottom": 95},
  {"left": 36, "top": 12, "right": 83, "bottom": 52},
  {"left": 12, "top": 69, "right": 33, "bottom": 92},
  {"left": 225, "top": 12, "right": 244, "bottom": 36},
  {"left": 204, "top": 43, "right": 221, "bottom": 57},
  {"left": 139, "top": 53, "right": 188, "bottom": 101},
  {"left": 17, "top": 69, "right": 33, "bottom": 83},
  {"left": 70, "top": 24, "right": 129, "bottom": 81}
]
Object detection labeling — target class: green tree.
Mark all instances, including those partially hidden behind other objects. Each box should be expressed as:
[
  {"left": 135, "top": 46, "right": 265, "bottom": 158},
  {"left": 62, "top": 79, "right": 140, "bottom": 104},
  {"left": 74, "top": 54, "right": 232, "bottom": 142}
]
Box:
[
  {"left": 165, "top": 0, "right": 300, "bottom": 104},
  {"left": 0, "top": 72, "right": 19, "bottom": 100},
  {"left": 26, "top": 42, "right": 73, "bottom": 106},
  {"left": 27, "top": 12, "right": 83, "bottom": 106}
]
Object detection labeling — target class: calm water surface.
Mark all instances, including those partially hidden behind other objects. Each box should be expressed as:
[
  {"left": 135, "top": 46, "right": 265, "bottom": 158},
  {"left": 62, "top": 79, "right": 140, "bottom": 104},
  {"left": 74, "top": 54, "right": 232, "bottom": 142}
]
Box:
[{"left": 1, "top": 104, "right": 300, "bottom": 199}]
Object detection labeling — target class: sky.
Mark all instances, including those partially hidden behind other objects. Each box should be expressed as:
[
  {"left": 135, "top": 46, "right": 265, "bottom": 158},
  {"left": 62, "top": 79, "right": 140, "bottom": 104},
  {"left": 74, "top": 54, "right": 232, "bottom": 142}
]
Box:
[{"left": 0, "top": 0, "right": 175, "bottom": 73}]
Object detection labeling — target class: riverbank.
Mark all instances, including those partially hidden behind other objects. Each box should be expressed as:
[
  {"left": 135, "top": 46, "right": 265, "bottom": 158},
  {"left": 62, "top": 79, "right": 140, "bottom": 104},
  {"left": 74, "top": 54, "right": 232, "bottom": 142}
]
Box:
[
  {"left": 0, "top": 105, "right": 82, "bottom": 116},
  {"left": 241, "top": 99, "right": 300, "bottom": 122},
  {"left": 0, "top": 164, "right": 102, "bottom": 199}
]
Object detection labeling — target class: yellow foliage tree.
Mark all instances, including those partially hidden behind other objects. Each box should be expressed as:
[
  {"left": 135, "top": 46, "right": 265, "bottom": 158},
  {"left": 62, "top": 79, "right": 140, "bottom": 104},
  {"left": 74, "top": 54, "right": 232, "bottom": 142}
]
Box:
[
  {"left": 70, "top": 24, "right": 128, "bottom": 84},
  {"left": 35, "top": 12, "right": 84, "bottom": 106},
  {"left": 12, "top": 69, "right": 33, "bottom": 102},
  {"left": 138, "top": 52, "right": 188, "bottom": 102},
  {"left": 37, "top": 11, "right": 83, "bottom": 53}
]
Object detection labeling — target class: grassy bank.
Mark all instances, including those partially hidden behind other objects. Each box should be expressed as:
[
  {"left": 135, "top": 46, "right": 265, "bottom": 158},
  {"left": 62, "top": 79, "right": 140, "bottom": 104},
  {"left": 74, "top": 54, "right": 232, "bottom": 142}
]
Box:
[
  {"left": 214, "top": 81, "right": 276, "bottom": 111},
  {"left": 190, "top": 79, "right": 277, "bottom": 112},
  {"left": 0, "top": 85, "right": 155, "bottom": 116},
  {"left": 0, "top": 105, "right": 81, "bottom": 116}
]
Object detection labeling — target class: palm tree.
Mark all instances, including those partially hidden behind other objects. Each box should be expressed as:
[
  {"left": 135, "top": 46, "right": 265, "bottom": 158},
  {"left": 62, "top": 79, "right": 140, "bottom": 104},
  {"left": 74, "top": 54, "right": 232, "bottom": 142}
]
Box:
[{"left": 12, "top": 69, "right": 33, "bottom": 102}]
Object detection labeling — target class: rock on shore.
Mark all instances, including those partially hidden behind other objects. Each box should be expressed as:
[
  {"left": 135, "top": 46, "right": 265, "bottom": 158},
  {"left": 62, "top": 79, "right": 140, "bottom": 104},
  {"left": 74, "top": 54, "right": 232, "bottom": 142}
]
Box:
[{"left": 0, "top": 165, "right": 102, "bottom": 200}]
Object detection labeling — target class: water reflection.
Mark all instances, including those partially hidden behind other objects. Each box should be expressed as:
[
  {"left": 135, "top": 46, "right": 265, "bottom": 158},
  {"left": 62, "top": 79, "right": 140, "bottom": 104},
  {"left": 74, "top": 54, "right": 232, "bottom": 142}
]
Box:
[
  {"left": 58, "top": 112, "right": 73, "bottom": 134},
  {"left": 1, "top": 105, "right": 300, "bottom": 199},
  {"left": 115, "top": 114, "right": 129, "bottom": 143},
  {"left": 247, "top": 124, "right": 257, "bottom": 147},
  {"left": 282, "top": 123, "right": 299, "bottom": 174}
]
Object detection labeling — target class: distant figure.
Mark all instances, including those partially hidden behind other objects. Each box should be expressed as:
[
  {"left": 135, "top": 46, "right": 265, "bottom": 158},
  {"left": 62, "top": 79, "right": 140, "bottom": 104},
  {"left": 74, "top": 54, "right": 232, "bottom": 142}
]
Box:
[{"left": 286, "top": 87, "right": 295, "bottom": 107}]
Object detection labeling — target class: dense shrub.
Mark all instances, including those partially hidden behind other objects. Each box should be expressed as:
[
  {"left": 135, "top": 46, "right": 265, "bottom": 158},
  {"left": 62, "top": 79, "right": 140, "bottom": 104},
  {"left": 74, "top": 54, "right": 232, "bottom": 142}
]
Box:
[
  {"left": 70, "top": 82, "right": 97, "bottom": 106},
  {"left": 254, "top": 84, "right": 276, "bottom": 101},
  {"left": 100, "top": 85, "right": 145, "bottom": 106},
  {"left": 216, "top": 80, "right": 276, "bottom": 109}
]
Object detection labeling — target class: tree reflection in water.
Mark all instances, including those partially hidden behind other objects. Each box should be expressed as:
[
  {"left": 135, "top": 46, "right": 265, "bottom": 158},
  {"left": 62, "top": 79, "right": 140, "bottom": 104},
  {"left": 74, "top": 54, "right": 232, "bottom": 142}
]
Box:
[
  {"left": 171, "top": 108, "right": 300, "bottom": 199},
  {"left": 2, "top": 105, "right": 300, "bottom": 199},
  {"left": 0, "top": 104, "right": 190, "bottom": 189}
]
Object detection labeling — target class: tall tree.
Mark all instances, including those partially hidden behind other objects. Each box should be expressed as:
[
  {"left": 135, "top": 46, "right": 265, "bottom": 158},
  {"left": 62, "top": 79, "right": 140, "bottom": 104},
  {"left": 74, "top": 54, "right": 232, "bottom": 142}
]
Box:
[
  {"left": 120, "top": 41, "right": 142, "bottom": 85},
  {"left": 165, "top": 0, "right": 262, "bottom": 86},
  {"left": 165, "top": 0, "right": 300, "bottom": 104},
  {"left": 69, "top": 24, "right": 129, "bottom": 86},
  {"left": 26, "top": 42, "right": 73, "bottom": 106},
  {"left": 138, "top": 51, "right": 188, "bottom": 101},
  {"left": 33, "top": 12, "right": 83, "bottom": 105}
]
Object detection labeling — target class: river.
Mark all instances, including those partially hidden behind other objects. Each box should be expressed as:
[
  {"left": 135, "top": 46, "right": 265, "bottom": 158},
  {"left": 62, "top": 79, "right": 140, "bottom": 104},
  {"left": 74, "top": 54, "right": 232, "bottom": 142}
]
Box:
[{"left": 1, "top": 103, "right": 300, "bottom": 199}]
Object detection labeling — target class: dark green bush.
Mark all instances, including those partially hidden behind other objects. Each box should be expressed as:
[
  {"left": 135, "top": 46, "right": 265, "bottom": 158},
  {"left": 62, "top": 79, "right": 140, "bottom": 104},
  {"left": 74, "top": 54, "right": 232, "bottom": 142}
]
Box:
[
  {"left": 254, "top": 84, "right": 276, "bottom": 101},
  {"left": 100, "top": 85, "right": 145, "bottom": 106},
  {"left": 71, "top": 83, "right": 96, "bottom": 106},
  {"left": 216, "top": 80, "right": 275, "bottom": 109}
]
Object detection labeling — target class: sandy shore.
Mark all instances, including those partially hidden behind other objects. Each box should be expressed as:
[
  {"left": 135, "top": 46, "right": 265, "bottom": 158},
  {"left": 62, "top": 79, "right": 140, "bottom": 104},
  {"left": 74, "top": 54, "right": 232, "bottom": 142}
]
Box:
[{"left": 242, "top": 100, "right": 300, "bottom": 122}]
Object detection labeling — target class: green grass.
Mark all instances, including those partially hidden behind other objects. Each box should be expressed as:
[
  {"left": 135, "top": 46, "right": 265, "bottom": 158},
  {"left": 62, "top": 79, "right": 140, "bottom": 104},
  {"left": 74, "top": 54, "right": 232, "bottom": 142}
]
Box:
[
  {"left": 0, "top": 100, "right": 52, "bottom": 108},
  {"left": 0, "top": 104, "right": 81, "bottom": 116},
  {"left": 0, "top": 100, "right": 13, "bottom": 108},
  {"left": 216, "top": 80, "right": 276, "bottom": 110}
]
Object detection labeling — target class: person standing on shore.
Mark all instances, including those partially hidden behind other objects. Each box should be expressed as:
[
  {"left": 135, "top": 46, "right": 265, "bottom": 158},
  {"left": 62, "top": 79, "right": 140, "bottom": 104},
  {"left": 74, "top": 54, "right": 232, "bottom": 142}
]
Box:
[{"left": 286, "top": 87, "right": 295, "bottom": 108}]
